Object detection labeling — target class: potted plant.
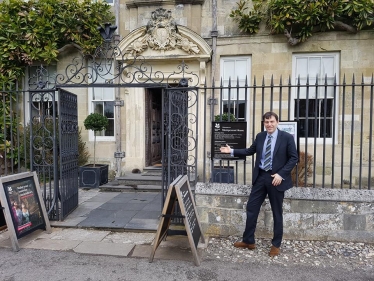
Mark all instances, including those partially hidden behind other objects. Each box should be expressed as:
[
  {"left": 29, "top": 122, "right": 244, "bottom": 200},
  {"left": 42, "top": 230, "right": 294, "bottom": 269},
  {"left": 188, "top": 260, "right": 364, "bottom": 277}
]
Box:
[{"left": 79, "top": 113, "right": 109, "bottom": 188}]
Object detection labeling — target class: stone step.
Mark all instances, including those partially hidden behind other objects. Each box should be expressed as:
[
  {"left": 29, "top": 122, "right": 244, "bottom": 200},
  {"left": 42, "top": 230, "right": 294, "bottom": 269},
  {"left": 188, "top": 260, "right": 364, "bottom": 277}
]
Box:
[
  {"left": 117, "top": 173, "right": 162, "bottom": 185},
  {"left": 99, "top": 184, "right": 162, "bottom": 192}
]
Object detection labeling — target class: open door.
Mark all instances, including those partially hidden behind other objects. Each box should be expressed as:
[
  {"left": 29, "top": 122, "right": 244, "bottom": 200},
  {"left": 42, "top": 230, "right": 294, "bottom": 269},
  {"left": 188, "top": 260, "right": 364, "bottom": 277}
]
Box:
[{"left": 145, "top": 88, "right": 162, "bottom": 167}]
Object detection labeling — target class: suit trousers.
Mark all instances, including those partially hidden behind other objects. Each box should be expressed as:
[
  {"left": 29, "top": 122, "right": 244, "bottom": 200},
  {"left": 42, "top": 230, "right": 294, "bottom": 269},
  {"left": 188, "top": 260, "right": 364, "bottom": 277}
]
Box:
[{"left": 242, "top": 169, "right": 285, "bottom": 248}]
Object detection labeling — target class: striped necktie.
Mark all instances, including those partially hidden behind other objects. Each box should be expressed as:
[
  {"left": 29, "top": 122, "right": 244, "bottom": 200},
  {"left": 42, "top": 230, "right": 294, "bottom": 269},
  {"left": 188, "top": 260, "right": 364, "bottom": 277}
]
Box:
[{"left": 263, "top": 135, "right": 272, "bottom": 171}]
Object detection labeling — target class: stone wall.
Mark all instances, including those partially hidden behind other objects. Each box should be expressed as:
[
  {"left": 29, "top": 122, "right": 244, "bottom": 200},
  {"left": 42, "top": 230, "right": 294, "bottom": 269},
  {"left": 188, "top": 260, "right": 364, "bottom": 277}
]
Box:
[{"left": 195, "top": 183, "right": 374, "bottom": 243}]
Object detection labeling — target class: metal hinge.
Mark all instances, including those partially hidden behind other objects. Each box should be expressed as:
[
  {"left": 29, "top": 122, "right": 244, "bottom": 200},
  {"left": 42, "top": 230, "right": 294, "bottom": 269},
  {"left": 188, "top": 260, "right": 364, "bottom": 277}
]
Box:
[
  {"left": 208, "top": 98, "right": 217, "bottom": 105},
  {"left": 114, "top": 100, "right": 124, "bottom": 107},
  {"left": 114, "top": 151, "right": 125, "bottom": 158}
]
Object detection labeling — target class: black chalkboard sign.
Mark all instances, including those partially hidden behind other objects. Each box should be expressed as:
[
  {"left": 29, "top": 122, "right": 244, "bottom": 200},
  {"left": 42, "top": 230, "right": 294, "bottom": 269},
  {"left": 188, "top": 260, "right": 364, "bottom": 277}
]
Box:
[
  {"left": 177, "top": 178, "right": 201, "bottom": 249},
  {"left": 150, "top": 175, "right": 205, "bottom": 266},
  {"left": 212, "top": 122, "right": 247, "bottom": 160},
  {"left": 0, "top": 172, "right": 51, "bottom": 251}
]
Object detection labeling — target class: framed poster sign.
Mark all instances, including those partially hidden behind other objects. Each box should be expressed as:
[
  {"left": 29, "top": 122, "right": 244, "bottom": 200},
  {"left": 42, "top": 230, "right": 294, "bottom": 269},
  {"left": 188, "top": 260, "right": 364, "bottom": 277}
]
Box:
[
  {"left": 262, "top": 120, "right": 299, "bottom": 151},
  {"left": 278, "top": 121, "right": 298, "bottom": 149},
  {"left": 0, "top": 171, "right": 51, "bottom": 251},
  {"left": 211, "top": 122, "right": 247, "bottom": 160}
]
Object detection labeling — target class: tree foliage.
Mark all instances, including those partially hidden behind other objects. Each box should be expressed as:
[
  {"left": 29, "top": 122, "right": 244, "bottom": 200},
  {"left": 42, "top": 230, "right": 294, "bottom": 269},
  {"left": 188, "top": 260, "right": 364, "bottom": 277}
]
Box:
[
  {"left": 0, "top": 0, "right": 114, "bottom": 84},
  {"left": 230, "top": 0, "right": 374, "bottom": 45}
]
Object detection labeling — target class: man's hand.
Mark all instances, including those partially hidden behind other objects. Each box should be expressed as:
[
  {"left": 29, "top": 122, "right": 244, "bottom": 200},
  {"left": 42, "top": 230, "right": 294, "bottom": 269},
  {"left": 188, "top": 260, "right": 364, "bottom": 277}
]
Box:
[
  {"left": 271, "top": 173, "right": 283, "bottom": 186},
  {"left": 220, "top": 144, "right": 231, "bottom": 153}
]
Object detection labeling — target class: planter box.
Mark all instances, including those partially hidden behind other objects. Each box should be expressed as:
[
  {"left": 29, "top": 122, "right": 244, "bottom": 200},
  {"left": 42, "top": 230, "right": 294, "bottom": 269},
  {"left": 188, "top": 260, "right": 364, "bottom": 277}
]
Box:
[
  {"left": 79, "top": 164, "right": 108, "bottom": 188},
  {"left": 212, "top": 166, "right": 234, "bottom": 183}
]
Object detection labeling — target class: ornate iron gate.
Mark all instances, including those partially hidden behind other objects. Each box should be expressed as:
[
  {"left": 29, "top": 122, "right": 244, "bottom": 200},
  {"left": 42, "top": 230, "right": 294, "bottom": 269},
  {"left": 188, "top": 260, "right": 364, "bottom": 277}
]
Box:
[
  {"left": 29, "top": 89, "right": 59, "bottom": 220},
  {"left": 29, "top": 88, "right": 78, "bottom": 220},
  {"left": 58, "top": 89, "right": 79, "bottom": 219},
  {"left": 162, "top": 78, "right": 199, "bottom": 209}
]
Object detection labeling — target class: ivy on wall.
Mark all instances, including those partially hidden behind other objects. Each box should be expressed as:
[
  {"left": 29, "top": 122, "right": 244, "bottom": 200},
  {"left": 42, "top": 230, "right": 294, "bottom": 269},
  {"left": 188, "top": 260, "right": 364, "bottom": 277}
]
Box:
[
  {"left": 230, "top": 0, "right": 374, "bottom": 45},
  {"left": 0, "top": 0, "right": 115, "bottom": 85}
]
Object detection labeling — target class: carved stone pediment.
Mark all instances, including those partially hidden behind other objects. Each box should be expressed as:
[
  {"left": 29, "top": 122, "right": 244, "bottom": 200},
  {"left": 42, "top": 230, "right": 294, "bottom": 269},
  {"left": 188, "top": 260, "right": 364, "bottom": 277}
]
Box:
[{"left": 125, "top": 8, "right": 201, "bottom": 56}]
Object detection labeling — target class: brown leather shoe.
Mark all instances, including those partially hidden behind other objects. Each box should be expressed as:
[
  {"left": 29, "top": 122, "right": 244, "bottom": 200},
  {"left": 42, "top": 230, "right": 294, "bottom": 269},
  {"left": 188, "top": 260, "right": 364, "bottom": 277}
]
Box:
[
  {"left": 269, "top": 245, "right": 280, "bottom": 257},
  {"left": 233, "top": 241, "right": 256, "bottom": 250}
]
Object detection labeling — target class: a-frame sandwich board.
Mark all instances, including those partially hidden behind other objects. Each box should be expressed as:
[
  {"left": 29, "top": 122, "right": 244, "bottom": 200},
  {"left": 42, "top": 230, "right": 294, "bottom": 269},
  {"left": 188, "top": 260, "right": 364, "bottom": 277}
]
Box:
[{"left": 149, "top": 175, "right": 205, "bottom": 266}]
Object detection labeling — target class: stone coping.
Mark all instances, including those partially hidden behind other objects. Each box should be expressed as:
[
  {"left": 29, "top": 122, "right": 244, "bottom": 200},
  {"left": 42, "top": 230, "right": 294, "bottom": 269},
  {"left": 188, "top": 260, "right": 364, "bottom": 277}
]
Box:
[{"left": 195, "top": 182, "right": 374, "bottom": 203}]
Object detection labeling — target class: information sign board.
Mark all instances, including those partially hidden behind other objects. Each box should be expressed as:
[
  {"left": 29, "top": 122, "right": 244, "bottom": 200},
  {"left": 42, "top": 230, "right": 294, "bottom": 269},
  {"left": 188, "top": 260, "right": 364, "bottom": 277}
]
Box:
[{"left": 211, "top": 122, "right": 247, "bottom": 160}]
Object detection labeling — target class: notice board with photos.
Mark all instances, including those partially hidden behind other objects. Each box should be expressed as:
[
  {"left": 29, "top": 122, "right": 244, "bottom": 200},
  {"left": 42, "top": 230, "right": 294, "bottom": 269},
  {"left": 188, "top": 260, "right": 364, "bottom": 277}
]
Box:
[
  {"left": 0, "top": 171, "right": 51, "bottom": 251},
  {"left": 149, "top": 175, "right": 205, "bottom": 266}
]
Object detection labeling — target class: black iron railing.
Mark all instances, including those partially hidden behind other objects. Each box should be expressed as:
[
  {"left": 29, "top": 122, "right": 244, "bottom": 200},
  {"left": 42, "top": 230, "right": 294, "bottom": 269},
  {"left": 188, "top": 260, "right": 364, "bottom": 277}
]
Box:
[{"left": 204, "top": 74, "right": 374, "bottom": 189}]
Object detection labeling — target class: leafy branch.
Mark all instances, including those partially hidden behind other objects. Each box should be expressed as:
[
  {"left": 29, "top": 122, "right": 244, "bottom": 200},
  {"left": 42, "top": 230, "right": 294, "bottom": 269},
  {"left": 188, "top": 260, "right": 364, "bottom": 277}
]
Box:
[
  {"left": 230, "top": 0, "right": 374, "bottom": 46},
  {"left": 0, "top": 0, "right": 114, "bottom": 84}
]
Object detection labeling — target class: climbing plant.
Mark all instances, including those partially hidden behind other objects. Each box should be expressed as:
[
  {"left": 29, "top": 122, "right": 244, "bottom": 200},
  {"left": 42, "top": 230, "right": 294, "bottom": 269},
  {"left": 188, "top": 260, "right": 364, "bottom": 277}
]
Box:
[
  {"left": 0, "top": 0, "right": 113, "bottom": 170},
  {"left": 230, "top": 0, "right": 374, "bottom": 45},
  {"left": 0, "top": 0, "right": 114, "bottom": 84}
]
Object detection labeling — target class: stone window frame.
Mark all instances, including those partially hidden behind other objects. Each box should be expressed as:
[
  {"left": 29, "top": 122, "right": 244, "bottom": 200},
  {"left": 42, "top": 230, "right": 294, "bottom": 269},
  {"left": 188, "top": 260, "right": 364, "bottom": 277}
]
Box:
[
  {"left": 291, "top": 52, "right": 340, "bottom": 145},
  {"left": 87, "top": 61, "right": 116, "bottom": 142},
  {"left": 219, "top": 56, "right": 252, "bottom": 122}
]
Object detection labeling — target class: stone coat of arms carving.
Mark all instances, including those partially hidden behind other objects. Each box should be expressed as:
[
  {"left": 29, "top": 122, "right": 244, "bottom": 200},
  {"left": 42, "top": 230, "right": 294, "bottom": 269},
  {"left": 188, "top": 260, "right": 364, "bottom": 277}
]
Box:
[{"left": 126, "top": 8, "right": 200, "bottom": 56}]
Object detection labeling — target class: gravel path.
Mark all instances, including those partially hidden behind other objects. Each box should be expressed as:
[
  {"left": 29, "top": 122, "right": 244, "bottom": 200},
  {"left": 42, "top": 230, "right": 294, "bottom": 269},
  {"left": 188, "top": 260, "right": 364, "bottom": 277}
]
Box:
[{"left": 204, "top": 236, "right": 374, "bottom": 270}]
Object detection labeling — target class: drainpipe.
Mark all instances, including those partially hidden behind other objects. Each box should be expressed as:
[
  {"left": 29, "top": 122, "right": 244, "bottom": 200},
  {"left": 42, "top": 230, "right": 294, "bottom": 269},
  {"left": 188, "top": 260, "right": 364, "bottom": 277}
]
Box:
[
  {"left": 211, "top": 0, "right": 218, "bottom": 82},
  {"left": 114, "top": 1, "right": 124, "bottom": 177},
  {"left": 210, "top": 0, "right": 218, "bottom": 120},
  {"left": 208, "top": 0, "right": 218, "bottom": 177}
]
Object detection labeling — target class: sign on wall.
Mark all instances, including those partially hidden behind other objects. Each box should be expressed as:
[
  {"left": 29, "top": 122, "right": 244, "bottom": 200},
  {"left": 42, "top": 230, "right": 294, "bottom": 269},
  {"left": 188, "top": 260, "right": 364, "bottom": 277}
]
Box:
[
  {"left": 0, "top": 172, "right": 51, "bottom": 251},
  {"left": 211, "top": 122, "right": 247, "bottom": 160}
]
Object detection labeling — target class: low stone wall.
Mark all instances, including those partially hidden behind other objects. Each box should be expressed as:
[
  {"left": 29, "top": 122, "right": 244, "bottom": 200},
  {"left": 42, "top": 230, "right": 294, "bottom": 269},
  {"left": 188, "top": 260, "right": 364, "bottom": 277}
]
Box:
[{"left": 195, "top": 183, "right": 374, "bottom": 243}]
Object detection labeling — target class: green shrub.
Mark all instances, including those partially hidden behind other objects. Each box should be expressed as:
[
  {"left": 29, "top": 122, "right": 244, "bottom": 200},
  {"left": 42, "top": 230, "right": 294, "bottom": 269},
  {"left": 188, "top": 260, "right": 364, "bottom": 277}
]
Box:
[
  {"left": 214, "top": 113, "right": 237, "bottom": 122},
  {"left": 78, "top": 127, "right": 90, "bottom": 166}
]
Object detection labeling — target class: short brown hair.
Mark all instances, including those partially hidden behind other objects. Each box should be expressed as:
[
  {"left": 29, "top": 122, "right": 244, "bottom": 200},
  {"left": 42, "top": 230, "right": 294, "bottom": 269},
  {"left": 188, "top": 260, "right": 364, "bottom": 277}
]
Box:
[{"left": 262, "top": 112, "right": 279, "bottom": 122}]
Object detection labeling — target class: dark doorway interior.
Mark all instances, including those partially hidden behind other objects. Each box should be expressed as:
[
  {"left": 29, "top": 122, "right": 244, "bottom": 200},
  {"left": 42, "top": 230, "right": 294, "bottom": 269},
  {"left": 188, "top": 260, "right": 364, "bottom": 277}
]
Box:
[{"left": 145, "top": 88, "right": 162, "bottom": 167}]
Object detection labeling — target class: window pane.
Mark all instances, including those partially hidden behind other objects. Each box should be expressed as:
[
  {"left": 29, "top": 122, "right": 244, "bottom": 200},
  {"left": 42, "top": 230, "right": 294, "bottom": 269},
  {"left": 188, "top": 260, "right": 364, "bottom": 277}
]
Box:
[
  {"left": 94, "top": 102, "right": 104, "bottom": 114},
  {"left": 296, "top": 78, "right": 317, "bottom": 99},
  {"left": 238, "top": 101, "right": 246, "bottom": 120},
  {"left": 309, "top": 57, "right": 321, "bottom": 78},
  {"left": 296, "top": 57, "right": 308, "bottom": 78},
  {"left": 102, "top": 89, "right": 114, "bottom": 100},
  {"left": 321, "top": 57, "right": 334, "bottom": 76},
  {"left": 235, "top": 60, "right": 247, "bottom": 80},
  {"left": 104, "top": 101, "right": 114, "bottom": 118},
  {"left": 321, "top": 99, "right": 333, "bottom": 117},
  {"left": 223, "top": 101, "right": 235, "bottom": 116},
  {"left": 317, "top": 78, "right": 335, "bottom": 98},
  {"left": 222, "top": 86, "right": 237, "bottom": 100},
  {"left": 223, "top": 61, "right": 235, "bottom": 79},
  {"left": 320, "top": 119, "right": 332, "bottom": 138},
  {"left": 105, "top": 119, "right": 114, "bottom": 136},
  {"left": 93, "top": 89, "right": 103, "bottom": 100}
]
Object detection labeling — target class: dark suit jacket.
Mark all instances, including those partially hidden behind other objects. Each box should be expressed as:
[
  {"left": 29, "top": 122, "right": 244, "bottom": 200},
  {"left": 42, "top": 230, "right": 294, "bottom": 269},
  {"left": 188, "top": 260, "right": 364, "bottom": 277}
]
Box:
[{"left": 234, "top": 129, "right": 298, "bottom": 191}]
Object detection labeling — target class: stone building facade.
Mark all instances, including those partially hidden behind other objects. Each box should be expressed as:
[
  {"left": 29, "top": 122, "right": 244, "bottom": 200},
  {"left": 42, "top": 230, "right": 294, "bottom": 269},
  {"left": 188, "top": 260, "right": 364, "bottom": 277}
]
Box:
[{"left": 36, "top": 0, "right": 373, "bottom": 184}]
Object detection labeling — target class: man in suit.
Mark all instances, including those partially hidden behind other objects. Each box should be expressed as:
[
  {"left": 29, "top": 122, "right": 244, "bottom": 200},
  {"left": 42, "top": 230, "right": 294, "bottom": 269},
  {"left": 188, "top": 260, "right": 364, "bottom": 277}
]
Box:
[{"left": 220, "top": 111, "right": 298, "bottom": 257}]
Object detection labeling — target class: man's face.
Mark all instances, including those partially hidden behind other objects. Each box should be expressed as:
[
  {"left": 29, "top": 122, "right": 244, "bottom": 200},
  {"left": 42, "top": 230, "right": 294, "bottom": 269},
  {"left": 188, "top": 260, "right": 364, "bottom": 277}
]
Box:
[{"left": 264, "top": 116, "right": 279, "bottom": 134}]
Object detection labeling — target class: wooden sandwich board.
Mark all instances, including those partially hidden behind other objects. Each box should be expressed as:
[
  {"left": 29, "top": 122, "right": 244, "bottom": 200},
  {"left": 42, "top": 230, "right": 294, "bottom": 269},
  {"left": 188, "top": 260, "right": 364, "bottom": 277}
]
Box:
[
  {"left": 149, "top": 175, "right": 205, "bottom": 266},
  {"left": 0, "top": 171, "right": 51, "bottom": 251}
]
